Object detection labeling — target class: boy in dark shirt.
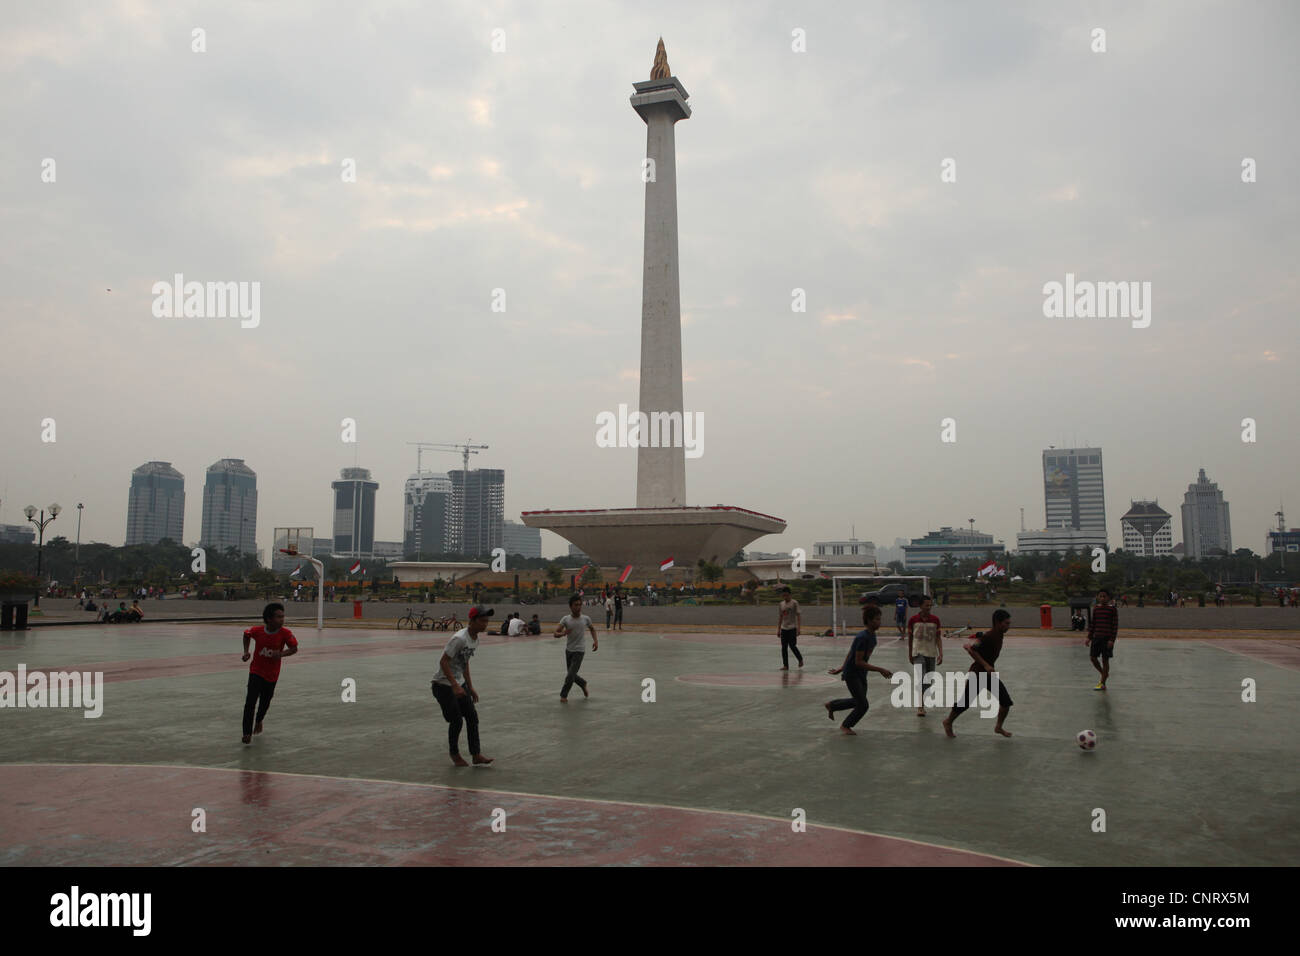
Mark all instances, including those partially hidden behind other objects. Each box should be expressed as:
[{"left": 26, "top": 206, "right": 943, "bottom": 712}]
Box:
[
  {"left": 1087, "top": 588, "right": 1118, "bottom": 690},
  {"left": 942, "top": 609, "right": 1013, "bottom": 738},
  {"left": 823, "top": 605, "right": 893, "bottom": 735}
]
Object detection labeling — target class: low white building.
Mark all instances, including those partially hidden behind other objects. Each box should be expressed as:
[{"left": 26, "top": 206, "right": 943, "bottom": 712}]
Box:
[
  {"left": 813, "top": 537, "right": 876, "bottom": 565},
  {"left": 1015, "top": 525, "right": 1107, "bottom": 556}
]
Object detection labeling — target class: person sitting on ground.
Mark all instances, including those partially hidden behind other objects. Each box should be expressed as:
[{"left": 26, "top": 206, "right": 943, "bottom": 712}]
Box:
[
  {"left": 528, "top": 614, "right": 541, "bottom": 635},
  {"left": 128, "top": 600, "right": 144, "bottom": 622},
  {"left": 507, "top": 613, "right": 526, "bottom": 637}
]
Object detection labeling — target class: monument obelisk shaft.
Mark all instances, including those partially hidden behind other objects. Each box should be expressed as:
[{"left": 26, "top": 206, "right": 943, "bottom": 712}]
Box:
[
  {"left": 632, "top": 40, "right": 690, "bottom": 508},
  {"left": 519, "top": 41, "right": 785, "bottom": 572}
]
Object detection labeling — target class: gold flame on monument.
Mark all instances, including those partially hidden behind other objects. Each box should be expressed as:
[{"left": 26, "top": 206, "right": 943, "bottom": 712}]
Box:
[{"left": 650, "top": 38, "right": 671, "bottom": 80}]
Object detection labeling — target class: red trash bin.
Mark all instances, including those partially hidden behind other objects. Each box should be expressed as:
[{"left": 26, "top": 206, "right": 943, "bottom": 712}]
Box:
[
  {"left": 353, "top": 600, "right": 363, "bottom": 619},
  {"left": 1039, "top": 604, "right": 1052, "bottom": 629}
]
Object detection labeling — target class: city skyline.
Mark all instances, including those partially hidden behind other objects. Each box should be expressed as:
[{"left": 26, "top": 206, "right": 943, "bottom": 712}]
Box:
[
  {"left": 4, "top": 449, "right": 1286, "bottom": 564},
  {"left": 3, "top": 3, "right": 1295, "bottom": 564}
]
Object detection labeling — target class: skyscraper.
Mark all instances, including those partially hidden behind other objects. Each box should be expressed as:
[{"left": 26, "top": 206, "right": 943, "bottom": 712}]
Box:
[
  {"left": 200, "top": 459, "right": 257, "bottom": 558},
  {"left": 1121, "top": 500, "right": 1173, "bottom": 557},
  {"left": 125, "top": 461, "right": 186, "bottom": 546},
  {"left": 404, "top": 472, "right": 453, "bottom": 559},
  {"left": 1041, "top": 447, "right": 1107, "bottom": 548},
  {"left": 502, "top": 519, "right": 542, "bottom": 559},
  {"left": 332, "top": 467, "right": 379, "bottom": 558},
  {"left": 450, "top": 468, "right": 504, "bottom": 558},
  {"left": 1181, "top": 468, "right": 1232, "bottom": 558}
]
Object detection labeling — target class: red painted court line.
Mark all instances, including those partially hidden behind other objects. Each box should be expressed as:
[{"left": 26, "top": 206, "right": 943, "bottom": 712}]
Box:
[
  {"left": 1200, "top": 640, "right": 1300, "bottom": 671},
  {"left": 0, "top": 764, "right": 1026, "bottom": 867}
]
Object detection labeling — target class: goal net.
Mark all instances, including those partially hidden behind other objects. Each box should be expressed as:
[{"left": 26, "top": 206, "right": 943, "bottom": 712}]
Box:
[{"left": 829, "top": 575, "right": 931, "bottom": 638}]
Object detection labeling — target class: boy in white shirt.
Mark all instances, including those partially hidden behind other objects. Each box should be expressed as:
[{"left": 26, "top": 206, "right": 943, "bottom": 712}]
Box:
[{"left": 555, "top": 594, "right": 599, "bottom": 702}]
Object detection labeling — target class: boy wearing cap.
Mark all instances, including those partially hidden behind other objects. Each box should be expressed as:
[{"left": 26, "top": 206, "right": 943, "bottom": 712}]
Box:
[
  {"left": 431, "top": 606, "right": 495, "bottom": 767},
  {"left": 555, "top": 594, "right": 598, "bottom": 701}
]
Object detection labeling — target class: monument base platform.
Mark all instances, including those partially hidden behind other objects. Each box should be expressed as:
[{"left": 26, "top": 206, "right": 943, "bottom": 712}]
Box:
[{"left": 521, "top": 506, "right": 785, "bottom": 573}]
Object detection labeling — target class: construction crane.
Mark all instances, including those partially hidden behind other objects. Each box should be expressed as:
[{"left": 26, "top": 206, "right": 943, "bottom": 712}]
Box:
[
  {"left": 407, "top": 441, "right": 490, "bottom": 476},
  {"left": 407, "top": 442, "right": 492, "bottom": 552}
]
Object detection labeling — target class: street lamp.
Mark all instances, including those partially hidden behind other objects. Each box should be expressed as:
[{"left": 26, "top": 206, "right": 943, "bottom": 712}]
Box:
[
  {"left": 75, "top": 503, "right": 83, "bottom": 587},
  {"left": 24, "top": 503, "right": 61, "bottom": 608}
]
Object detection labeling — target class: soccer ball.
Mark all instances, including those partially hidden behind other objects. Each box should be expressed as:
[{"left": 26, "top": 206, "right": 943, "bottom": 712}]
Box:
[{"left": 1077, "top": 729, "right": 1097, "bottom": 750}]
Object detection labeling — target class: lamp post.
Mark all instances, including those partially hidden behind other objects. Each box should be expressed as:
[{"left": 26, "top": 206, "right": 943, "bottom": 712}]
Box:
[
  {"left": 75, "top": 503, "right": 83, "bottom": 588},
  {"left": 24, "top": 503, "right": 61, "bottom": 608}
]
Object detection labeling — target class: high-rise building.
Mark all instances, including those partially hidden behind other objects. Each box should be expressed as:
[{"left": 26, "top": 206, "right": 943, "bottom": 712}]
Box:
[
  {"left": 1181, "top": 468, "right": 1231, "bottom": 558},
  {"left": 125, "top": 461, "right": 185, "bottom": 545},
  {"left": 502, "top": 519, "right": 542, "bottom": 559},
  {"left": 332, "top": 467, "right": 379, "bottom": 558},
  {"left": 404, "top": 472, "right": 453, "bottom": 559},
  {"left": 200, "top": 459, "right": 257, "bottom": 558},
  {"left": 450, "top": 468, "right": 504, "bottom": 558},
  {"left": 1120, "top": 500, "right": 1173, "bottom": 557},
  {"left": 1041, "top": 447, "right": 1107, "bottom": 547}
]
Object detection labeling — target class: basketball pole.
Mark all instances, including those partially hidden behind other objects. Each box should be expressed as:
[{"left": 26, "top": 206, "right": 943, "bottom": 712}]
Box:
[
  {"left": 309, "top": 555, "right": 324, "bottom": 636},
  {"left": 282, "top": 549, "right": 325, "bottom": 636}
]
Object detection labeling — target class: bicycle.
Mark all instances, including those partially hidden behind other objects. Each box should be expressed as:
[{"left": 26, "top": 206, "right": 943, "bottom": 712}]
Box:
[
  {"left": 432, "top": 615, "right": 460, "bottom": 631},
  {"left": 397, "top": 608, "right": 433, "bottom": 630}
]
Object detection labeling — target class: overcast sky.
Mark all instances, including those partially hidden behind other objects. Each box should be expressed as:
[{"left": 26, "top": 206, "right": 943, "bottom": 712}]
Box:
[{"left": 2, "top": 0, "right": 1296, "bottom": 560}]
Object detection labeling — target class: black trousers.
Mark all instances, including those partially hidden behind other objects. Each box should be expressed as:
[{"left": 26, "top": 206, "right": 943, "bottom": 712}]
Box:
[
  {"left": 242, "top": 674, "right": 277, "bottom": 736},
  {"left": 561, "top": 651, "right": 588, "bottom": 697},
  {"left": 779, "top": 628, "right": 803, "bottom": 667},
  {"left": 828, "top": 671, "right": 869, "bottom": 728},
  {"left": 950, "top": 670, "right": 1013, "bottom": 717},
  {"left": 431, "top": 681, "right": 481, "bottom": 756}
]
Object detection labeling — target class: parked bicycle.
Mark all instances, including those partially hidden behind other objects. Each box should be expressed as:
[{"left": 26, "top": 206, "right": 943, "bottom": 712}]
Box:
[{"left": 397, "top": 608, "right": 434, "bottom": 630}]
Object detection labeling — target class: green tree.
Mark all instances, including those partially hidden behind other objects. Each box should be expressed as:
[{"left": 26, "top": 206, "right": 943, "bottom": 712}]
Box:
[{"left": 696, "top": 559, "right": 724, "bottom": 584}]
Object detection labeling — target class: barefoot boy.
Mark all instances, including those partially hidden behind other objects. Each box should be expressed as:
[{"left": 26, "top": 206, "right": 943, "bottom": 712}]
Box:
[
  {"left": 1087, "top": 588, "right": 1118, "bottom": 690},
  {"left": 824, "top": 605, "right": 893, "bottom": 735},
  {"left": 240, "top": 602, "right": 298, "bottom": 744},
  {"left": 555, "top": 594, "right": 598, "bottom": 701},
  {"left": 942, "top": 609, "right": 1014, "bottom": 738},
  {"left": 431, "top": 606, "right": 494, "bottom": 767}
]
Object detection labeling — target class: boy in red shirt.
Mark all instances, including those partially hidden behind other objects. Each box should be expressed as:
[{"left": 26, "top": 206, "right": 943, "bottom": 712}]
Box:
[{"left": 240, "top": 603, "right": 298, "bottom": 744}]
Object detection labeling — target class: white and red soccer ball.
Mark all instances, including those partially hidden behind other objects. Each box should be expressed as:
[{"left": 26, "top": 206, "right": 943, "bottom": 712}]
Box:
[{"left": 1077, "top": 729, "right": 1097, "bottom": 750}]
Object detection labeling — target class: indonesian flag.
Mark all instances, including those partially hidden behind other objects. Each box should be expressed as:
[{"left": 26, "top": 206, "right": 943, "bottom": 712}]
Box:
[
  {"left": 290, "top": 565, "right": 301, "bottom": 578},
  {"left": 978, "top": 561, "right": 1007, "bottom": 578},
  {"left": 348, "top": 561, "right": 361, "bottom": 575},
  {"left": 660, "top": 557, "right": 674, "bottom": 572},
  {"left": 618, "top": 564, "right": 633, "bottom": 583}
]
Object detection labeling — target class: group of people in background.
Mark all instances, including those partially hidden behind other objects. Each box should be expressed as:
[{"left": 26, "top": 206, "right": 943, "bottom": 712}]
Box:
[{"left": 775, "top": 584, "right": 1122, "bottom": 739}]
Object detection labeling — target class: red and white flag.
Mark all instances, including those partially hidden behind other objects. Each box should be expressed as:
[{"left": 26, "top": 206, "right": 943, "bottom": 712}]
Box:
[
  {"left": 348, "top": 561, "right": 361, "bottom": 575},
  {"left": 660, "top": 557, "right": 674, "bottom": 572},
  {"left": 290, "top": 565, "right": 301, "bottom": 578},
  {"left": 618, "top": 564, "right": 633, "bottom": 583}
]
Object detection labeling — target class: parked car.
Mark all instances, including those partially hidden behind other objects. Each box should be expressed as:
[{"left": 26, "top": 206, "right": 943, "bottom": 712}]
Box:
[{"left": 859, "top": 582, "right": 928, "bottom": 607}]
